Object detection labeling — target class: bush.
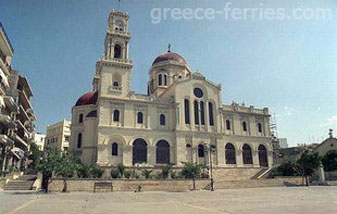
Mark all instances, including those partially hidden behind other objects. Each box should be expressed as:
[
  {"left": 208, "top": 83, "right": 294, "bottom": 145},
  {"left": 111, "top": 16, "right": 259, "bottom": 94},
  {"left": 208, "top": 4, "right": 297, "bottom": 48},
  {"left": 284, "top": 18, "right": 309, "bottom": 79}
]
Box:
[
  {"left": 111, "top": 168, "right": 121, "bottom": 178},
  {"left": 141, "top": 169, "right": 153, "bottom": 179},
  {"left": 77, "top": 164, "right": 91, "bottom": 178},
  {"left": 117, "top": 164, "right": 126, "bottom": 177},
  {"left": 124, "top": 170, "right": 132, "bottom": 179},
  {"left": 89, "top": 165, "right": 104, "bottom": 178},
  {"left": 274, "top": 159, "right": 299, "bottom": 176},
  {"left": 161, "top": 164, "right": 173, "bottom": 179}
]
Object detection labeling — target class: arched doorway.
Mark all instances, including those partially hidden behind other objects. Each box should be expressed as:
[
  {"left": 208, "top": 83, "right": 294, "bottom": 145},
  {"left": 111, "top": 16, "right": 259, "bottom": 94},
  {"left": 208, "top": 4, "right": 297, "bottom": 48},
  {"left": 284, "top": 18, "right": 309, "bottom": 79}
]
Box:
[
  {"left": 225, "top": 143, "right": 236, "bottom": 164},
  {"left": 156, "top": 140, "right": 170, "bottom": 164},
  {"left": 132, "top": 139, "right": 147, "bottom": 164},
  {"left": 258, "top": 145, "right": 268, "bottom": 167},
  {"left": 242, "top": 144, "right": 253, "bottom": 164}
]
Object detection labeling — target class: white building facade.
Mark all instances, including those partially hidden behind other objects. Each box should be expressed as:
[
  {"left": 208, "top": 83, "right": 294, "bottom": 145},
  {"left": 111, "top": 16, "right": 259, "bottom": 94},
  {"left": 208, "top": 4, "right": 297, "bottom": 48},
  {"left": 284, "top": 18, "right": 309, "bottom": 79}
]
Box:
[{"left": 70, "top": 10, "right": 273, "bottom": 174}]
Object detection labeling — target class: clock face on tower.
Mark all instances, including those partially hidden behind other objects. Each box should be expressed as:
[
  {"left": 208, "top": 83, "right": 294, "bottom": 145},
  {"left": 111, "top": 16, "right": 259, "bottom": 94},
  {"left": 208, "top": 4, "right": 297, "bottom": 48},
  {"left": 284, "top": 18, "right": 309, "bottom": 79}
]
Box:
[{"left": 116, "top": 20, "right": 123, "bottom": 31}]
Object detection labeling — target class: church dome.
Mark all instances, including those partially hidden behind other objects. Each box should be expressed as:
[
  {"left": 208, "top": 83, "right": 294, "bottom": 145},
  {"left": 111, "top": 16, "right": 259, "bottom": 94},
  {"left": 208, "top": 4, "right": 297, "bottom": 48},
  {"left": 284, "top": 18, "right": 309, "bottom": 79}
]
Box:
[
  {"left": 75, "top": 91, "right": 98, "bottom": 106},
  {"left": 152, "top": 52, "right": 187, "bottom": 65}
]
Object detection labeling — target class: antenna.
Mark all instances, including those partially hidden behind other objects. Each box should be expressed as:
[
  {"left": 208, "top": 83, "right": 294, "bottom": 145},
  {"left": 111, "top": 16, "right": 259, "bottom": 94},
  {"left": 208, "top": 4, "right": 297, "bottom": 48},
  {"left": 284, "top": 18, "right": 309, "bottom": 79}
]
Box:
[{"left": 168, "top": 43, "right": 171, "bottom": 52}]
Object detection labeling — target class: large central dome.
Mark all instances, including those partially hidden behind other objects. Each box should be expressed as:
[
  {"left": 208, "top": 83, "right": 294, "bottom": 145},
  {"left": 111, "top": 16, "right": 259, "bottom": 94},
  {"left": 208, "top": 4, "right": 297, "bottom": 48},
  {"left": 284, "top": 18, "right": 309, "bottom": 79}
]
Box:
[{"left": 152, "top": 51, "right": 187, "bottom": 65}]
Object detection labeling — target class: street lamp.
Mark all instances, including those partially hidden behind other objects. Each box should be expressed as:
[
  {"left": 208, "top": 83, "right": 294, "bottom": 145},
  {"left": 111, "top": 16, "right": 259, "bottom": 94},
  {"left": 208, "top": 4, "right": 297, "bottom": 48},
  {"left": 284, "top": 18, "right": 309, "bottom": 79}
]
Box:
[{"left": 209, "top": 144, "right": 216, "bottom": 191}]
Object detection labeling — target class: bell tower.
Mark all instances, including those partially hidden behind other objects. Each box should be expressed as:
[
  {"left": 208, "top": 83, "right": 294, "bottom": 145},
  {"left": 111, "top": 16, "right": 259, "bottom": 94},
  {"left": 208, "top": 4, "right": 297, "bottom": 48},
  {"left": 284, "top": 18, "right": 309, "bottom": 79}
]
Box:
[{"left": 95, "top": 9, "right": 133, "bottom": 98}]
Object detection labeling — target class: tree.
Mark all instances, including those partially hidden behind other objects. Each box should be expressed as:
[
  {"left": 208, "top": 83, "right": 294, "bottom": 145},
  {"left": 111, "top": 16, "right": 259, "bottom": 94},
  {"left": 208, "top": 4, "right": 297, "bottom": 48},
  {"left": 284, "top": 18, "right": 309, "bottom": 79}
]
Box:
[
  {"left": 180, "top": 162, "right": 203, "bottom": 190},
  {"left": 296, "top": 150, "right": 322, "bottom": 186},
  {"left": 37, "top": 147, "right": 80, "bottom": 192},
  {"left": 322, "top": 150, "right": 337, "bottom": 172},
  {"left": 54, "top": 153, "right": 79, "bottom": 192},
  {"left": 28, "top": 143, "right": 43, "bottom": 170}
]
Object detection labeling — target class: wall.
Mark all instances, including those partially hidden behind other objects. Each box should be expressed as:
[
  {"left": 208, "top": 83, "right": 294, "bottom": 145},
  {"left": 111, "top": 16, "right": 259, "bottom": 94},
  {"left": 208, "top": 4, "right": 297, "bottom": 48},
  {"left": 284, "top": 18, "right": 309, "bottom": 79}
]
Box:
[{"left": 48, "top": 177, "right": 302, "bottom": 192}]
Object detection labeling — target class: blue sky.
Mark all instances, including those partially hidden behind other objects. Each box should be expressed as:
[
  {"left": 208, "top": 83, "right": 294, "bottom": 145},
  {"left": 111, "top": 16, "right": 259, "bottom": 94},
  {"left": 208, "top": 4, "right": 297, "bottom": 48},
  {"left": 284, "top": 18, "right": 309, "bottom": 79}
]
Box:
[{"left": 1, "top": 0, "right": 337, "bottom": 146}]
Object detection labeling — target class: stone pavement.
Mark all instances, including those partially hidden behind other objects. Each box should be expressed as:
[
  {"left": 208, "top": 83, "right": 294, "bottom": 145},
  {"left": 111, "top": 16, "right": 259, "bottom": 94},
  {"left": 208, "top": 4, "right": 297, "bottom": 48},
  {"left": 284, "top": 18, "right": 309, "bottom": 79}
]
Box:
[{"left": 1, "top": 186, "right": 337, "bottom": 214}]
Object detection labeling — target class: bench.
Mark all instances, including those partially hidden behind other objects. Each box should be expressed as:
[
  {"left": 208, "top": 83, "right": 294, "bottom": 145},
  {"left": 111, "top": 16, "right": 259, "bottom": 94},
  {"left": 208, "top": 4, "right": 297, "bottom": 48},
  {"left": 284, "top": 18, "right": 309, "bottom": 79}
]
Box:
[{"left": 93, "top": 182, "right": 113, "bottom": 193}]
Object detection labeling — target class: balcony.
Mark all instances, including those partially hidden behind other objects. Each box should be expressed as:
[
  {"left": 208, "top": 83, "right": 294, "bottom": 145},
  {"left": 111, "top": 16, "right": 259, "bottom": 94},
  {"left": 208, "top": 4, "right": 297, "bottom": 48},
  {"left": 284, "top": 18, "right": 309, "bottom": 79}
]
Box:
[
  {"left": 4, "top": 96, "right": 19, "bottom": 112},
  {"left": 0, "top": 114, "right": 11, "bottom": 125},
  {"left": 11, "top": 133, "right": 28, "bottom": 148},
  {"left": 26, "top": 108, "right": 36, "bottom": 121},
  {"left": 19, "top": 90, "right": 32, "bottom": 110},
  {"left": 0, "top": 134, "right": 14, "bottom": 146},
  {"left": 11, "top": 147, "right": 25, "bottom": 159},
  {"left": 19, "top": 105, "right": 30, "bottom": 122},
  {"left": 107, "top": 29, "right": 131, "bottom": 38},
  {"left": 100, "top": 56, "right": 133, "bottom": 65}
]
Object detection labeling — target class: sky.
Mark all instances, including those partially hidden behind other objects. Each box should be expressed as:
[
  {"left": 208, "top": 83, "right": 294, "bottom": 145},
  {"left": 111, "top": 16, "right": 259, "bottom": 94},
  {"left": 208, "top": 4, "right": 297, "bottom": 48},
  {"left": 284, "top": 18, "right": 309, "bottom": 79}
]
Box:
[{"left": 1, "top": 0, "right": 337, "bottom": 146}]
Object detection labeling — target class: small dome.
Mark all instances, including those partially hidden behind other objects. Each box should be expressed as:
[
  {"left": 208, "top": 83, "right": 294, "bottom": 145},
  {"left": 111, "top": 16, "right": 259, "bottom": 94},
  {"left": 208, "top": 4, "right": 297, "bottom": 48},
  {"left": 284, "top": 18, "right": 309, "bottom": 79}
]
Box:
[
  {"left": 152, "top": 52, "right": 186, "bottom": 65},
  {"left": 75, "top": 91, "right": 98, "bottom": 106}
]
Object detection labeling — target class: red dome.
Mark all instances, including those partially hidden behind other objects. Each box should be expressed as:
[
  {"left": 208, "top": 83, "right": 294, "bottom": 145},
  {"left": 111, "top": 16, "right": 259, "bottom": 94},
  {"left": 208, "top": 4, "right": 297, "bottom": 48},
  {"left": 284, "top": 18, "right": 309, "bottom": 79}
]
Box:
[
  {"left": 152, "top": 52, "right": 186, "bottom": 65},
  {"left": 75, "top": 91, "right": 98, "bottom": 106}
]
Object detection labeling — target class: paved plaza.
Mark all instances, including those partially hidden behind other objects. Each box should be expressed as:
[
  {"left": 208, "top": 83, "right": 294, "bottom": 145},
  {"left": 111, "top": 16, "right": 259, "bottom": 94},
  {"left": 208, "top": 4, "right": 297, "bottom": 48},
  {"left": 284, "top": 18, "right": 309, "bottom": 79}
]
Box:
[{"left": 1, "top": 186, "right": 337, "bottom": 214}]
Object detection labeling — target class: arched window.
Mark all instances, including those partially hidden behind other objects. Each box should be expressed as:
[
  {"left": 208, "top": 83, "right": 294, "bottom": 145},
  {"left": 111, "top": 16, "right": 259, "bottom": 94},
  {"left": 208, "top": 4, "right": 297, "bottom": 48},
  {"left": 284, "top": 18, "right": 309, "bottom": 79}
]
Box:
[
  {"left": 114, "top": 44, "right": 122, "bottom": 58},
  {"left": 113, "top": 110, "right": 120, "bottom": 122},
  {"left": 209, "top": 102, "right": 214, "bottom": 126},
  {"left": 258, "top": 123, "right": 263, "bottom": 133},
  {"left": 198, "top": 144, "right": 205, "bottom": 157},
  {"left": 156, "top": 140, "right": 170, "bottom": 164},
  {"left": 160, "top": 114, "right": 166, "bottom": 126},
  {"left": 79, "top": 114, "right": 83, "bottom": 123},
  {"left": 164, "top": 74, "right": 167, "bottom": 86},
  {"left": 112, "top": 143, "right": 118, "bottom": 156},
  {"left": 242, "top": 121, "right": 247, "bottom": 131},
  {"left": 242, "top": 144, "right": 253, "bottom": 164},
  {"left": 258, "top": 145, "right": 268, "bottom": 167},
  {"left": 200, "top": 101, "right": 205, "bottom": 125},
  {"left": 184, "top": 99, "right": 190, "bottom": 124},
  {"left": 158, "top": 74, "right": 162, "bottom": 86},
  {"left": 226, "top": 120, "right": 231, "bottom": 130},
  {"left": 194, "top": 101, "right": 199, "bottom": 125},
  {"left": 77, "top": 133, "right": 82, "bottom": 148},
  {"left": 137, "top": 112, "right": 143, "bottom": 124},
  {"left": 132, "top": 138, "right": 147, "bottom": 164},
  {"left": 186, "top": 144, "right": 191, "bottom": 148},
  {"left": 113, "top": 81, "right": 119, "bottom": 87},
  {"left": 225, "top": 143, "right": 236, "bottom": 164}
]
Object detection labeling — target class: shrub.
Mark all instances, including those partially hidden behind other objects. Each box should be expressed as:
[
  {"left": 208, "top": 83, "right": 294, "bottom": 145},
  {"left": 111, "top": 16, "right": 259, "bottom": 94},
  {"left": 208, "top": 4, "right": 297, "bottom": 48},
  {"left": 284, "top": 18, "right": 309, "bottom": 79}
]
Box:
[
  {"left": 161, "top": 164, "right": 173, "bottom": 179},
  {"left": 89, "top": 165, "right": 104, "bottom": 178},
  {"left": 117, "top": 164, "right": 126, "bottom": 177},
  {"left": 141, "top": 169, "right": 153, "bottom": 179},
  {"left": 77, "top": 164, "right": 91, "bottom": 178},
  {"left": 124, "top": 170, "right": 132, "bottom": 179},
  {"left": 111, "top": 168, "right": 120, "bottom": 178},
  {"left": 274, "top": 159, "right": 299, "bottom": 176}
]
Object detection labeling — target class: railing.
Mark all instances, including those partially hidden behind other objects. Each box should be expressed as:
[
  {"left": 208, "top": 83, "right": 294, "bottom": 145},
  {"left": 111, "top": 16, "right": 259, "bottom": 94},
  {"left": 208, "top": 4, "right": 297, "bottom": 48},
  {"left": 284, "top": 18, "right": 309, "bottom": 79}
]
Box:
[
  {"left": 108, "top": 29, "right": 131, "bottom": 37},
  {"left": 101, "top": 56, "right": 133, "bottom": 64},
  {"left": 0, "top": 22, "right": 14, "bottom": 53}
]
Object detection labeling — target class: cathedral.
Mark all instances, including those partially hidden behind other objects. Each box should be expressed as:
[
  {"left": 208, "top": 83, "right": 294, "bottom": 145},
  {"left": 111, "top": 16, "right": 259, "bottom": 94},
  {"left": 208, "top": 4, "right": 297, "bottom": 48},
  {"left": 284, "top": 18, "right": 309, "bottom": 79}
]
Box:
[{"left": 70, "top": 10, "right": 273, "bottom": 178}]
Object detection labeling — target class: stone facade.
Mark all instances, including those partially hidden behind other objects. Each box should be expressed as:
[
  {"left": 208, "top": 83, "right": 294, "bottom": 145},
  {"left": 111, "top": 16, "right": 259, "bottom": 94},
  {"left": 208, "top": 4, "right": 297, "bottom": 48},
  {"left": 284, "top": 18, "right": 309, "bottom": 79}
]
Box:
[{"left": 69, "top": 10, "right": 273, "bottom": 177}]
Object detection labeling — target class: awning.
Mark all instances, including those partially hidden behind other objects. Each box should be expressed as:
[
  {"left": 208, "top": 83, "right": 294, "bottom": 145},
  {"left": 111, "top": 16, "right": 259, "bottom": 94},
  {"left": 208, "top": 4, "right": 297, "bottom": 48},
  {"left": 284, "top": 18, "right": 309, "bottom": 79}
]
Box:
[{"left": 0, "top": 67, "right": 9, "bottom": 87}]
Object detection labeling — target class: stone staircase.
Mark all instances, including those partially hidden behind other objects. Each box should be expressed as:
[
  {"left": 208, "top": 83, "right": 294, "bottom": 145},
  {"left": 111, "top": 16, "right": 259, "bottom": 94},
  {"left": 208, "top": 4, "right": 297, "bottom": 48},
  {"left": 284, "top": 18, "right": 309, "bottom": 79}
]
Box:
[
  {"left": 4, "top": 174, "right": 37, "bottom": 191},
  {"left": 251, "top": 167, "right": 272, "bottom": 179}
]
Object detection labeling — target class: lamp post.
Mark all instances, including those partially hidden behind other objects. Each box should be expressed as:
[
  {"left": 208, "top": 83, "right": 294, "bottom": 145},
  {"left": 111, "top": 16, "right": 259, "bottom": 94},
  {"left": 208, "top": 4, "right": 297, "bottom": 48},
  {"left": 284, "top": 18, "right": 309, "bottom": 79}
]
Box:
[{"left": 209, "top": 144, "right": 216, "bottom": 191}]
